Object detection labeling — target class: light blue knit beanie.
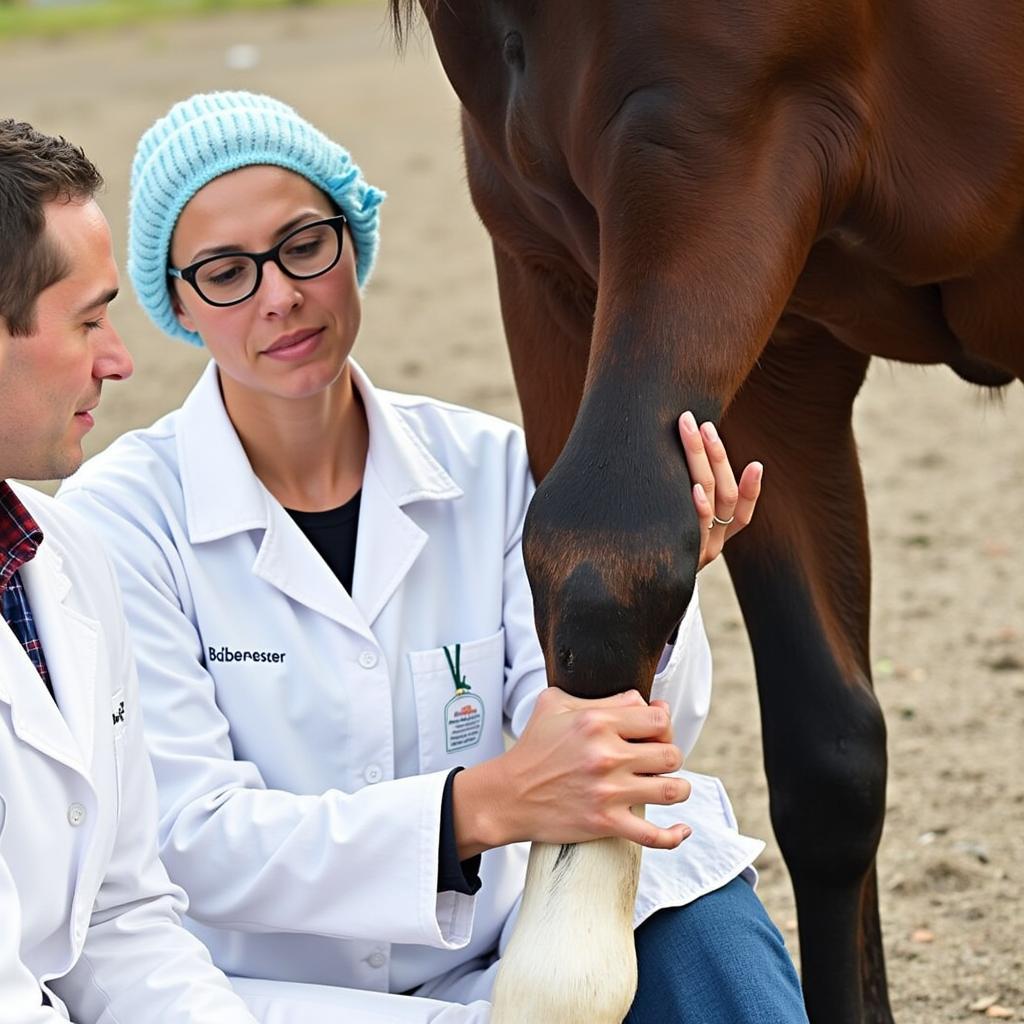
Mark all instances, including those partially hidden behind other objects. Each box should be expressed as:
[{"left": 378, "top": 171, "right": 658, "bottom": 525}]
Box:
[{"left": 128, "top": 91, "right": 385, "bottom": 346}]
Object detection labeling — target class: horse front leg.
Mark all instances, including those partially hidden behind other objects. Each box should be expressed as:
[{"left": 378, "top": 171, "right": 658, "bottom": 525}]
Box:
[
  {"left": 723, "top": 324, "right": 892, "bottom": 1024},
  {"left": 491, "top": 836, "right": 642, "bottom": 1024},
  {"left": 484, "top": 248, "right": 641, "bottom": 1024}
]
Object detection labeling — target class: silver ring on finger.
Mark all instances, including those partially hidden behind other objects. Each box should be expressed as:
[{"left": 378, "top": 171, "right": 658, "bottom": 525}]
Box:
[{"left": 712, "top": 514, "right": 735, "bottom": 527}]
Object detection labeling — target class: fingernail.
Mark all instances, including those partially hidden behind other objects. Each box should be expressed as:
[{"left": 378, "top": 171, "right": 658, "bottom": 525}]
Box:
[
  {"left": 680, "top": 411, "right": 697, "bottom": 432},
  {"left": 701, "top": 421, "right": 719, "bottom": 444},
  {"left": 752, "top": 461, "right": 764, "bottom": 477},
  {"left": 680, "top": 825, "right": 693, "bottom": 841},
  {"left": 693, "top": 483, "right": 707, "bottom": 503}
]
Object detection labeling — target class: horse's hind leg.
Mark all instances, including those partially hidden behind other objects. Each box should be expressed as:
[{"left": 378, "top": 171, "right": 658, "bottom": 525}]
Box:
[{"left": 722, "top": 323, "right": 893, "bottom": 1024}]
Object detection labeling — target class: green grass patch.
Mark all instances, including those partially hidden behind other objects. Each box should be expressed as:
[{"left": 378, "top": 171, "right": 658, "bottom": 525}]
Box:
[{"left": 0, "top": 0, "right": 366, "bottom": 41}]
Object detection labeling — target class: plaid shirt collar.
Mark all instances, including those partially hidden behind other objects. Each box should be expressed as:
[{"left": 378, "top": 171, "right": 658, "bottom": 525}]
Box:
[{"left": 0, "top": 481, "right": 43, "bottom": 595}]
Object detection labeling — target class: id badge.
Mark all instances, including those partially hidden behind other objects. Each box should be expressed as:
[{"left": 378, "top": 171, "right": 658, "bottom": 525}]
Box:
[{"left": 443, "top": 643, "right": 485, "bottom": 753}]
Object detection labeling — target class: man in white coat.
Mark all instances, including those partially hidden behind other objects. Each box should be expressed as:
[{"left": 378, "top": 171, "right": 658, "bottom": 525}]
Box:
[{"left": 0, "top": 117, "right": 263, "bottom": 1023}]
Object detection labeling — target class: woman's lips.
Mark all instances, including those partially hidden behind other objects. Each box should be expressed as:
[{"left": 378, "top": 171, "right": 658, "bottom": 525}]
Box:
[{"left": 263, "top": 327, "right": 324, "bottom": 360}]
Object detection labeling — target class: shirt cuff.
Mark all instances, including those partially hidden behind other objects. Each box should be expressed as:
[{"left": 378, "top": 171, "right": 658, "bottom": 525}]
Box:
[{"left": 437, "top": 768, "right": 482, "bottom": 895}]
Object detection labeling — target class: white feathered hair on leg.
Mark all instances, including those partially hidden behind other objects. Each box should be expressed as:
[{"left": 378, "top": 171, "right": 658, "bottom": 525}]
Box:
[{"left": 490, "top": 831, "right": 642, "bottom": 1024}]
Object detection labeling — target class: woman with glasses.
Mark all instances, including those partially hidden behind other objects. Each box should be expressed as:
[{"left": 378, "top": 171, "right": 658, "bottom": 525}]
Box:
[{"left": 58, "top": 92, "right": 808, "bottom": 1023}]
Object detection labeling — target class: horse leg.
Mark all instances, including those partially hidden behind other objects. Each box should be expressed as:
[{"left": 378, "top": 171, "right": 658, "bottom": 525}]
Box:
[
  {"left": 722, "top": 325, "right": 892, "bottom": 1024},
  {"left": 487, "top": 243, "right": 592, "bottom": 480},
  {"left": 484, "top": 248, "right": 641, "bottom": 1023},
  {"left": 491, "top": 836, "right": 642, "bottom": 1024}
]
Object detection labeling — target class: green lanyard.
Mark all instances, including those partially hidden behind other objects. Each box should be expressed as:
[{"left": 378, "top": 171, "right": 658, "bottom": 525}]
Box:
[{"left": 443, "top": 643, "right": 471, "bottom": 694}]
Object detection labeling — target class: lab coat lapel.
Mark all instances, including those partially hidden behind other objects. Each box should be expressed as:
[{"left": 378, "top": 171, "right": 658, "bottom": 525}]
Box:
[
  {"left": 251, "top": 500, "right": 376, "bottom": 641},
  {"left": 3, "top": 542, "right": 97, "bottom": 776},
  {"left": 177, "top": 361, "right": 268, "bottom": 544},
  {"left": 351, "top": 455, "right": 428, "bottom": 628},
  {"left": 348, "top": 362, "right": 463, "bottom": 629}
]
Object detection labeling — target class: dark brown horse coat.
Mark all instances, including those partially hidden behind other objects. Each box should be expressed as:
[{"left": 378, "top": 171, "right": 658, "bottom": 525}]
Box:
[{"left": 393, "top": 3, "right": 1024, "bottom": 1021}]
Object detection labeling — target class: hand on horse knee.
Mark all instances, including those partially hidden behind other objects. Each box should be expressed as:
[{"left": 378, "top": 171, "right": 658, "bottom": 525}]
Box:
[{"left": 678, "top": 411, "right": 763, "bottom": 568}]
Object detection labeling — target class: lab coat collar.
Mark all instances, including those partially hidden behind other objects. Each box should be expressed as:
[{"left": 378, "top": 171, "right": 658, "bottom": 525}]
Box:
[
  {"left": 176, "top": 359, "right": 463, "bottom": 635},
  {"left": 348, "top": 360, "right": 464, "bottom": 507},
  {"left": 177, "top": 359, "right": 463, "bottom": 545},
  {"left": 177, "top": 361, "right": 274, "bottom": 544},
  {"left": 0, "top": 526, "right": 98, "bottom": 777}
]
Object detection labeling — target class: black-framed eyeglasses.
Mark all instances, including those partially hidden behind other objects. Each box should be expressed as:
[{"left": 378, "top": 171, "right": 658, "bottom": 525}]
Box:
[{"left": 168, "top": 214, "right": 347, "bottom": 307}]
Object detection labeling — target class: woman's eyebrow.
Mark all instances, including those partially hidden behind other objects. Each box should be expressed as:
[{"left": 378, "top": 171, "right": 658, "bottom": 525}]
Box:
[{"left": 188, "top": 211, "right": 328, "bottom": 263}]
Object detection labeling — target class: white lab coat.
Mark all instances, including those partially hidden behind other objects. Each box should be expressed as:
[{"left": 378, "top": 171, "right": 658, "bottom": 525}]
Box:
[
  {"left": 0, "top": 485, "right": 257, "bottom": 1024},
  {"left": 58, "top": 360, "right": 763, "bottom": 1022}
]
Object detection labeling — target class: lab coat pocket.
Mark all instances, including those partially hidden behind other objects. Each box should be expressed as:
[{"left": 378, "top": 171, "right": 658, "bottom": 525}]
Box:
[{"left": 410, "top": 629, "right": 506, "bottom": 773}]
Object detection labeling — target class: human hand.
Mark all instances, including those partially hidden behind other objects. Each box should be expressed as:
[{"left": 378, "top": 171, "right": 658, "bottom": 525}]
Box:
[
  {"left": 678, "top": 411, "right": 763, "bottom": 570},
  {"left": 454, "top": 689, "right": 692, "bottom": 857}
]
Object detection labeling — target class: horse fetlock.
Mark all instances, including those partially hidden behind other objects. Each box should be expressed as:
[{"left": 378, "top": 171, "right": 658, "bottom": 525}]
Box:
[{"left": 491, "top": 836, "right": 642, "bottom": 1024}]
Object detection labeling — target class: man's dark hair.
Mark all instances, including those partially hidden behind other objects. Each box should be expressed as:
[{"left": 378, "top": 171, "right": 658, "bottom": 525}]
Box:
[{"left": 0, "top": 119, "right": 103, "bottom": 336}]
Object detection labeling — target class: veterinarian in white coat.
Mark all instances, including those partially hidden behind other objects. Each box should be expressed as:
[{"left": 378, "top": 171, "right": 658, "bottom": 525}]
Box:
[
  {"left": 0, "top": 118, "right": 258, "bottom": 1024},
  {"left": 59, "top": 93, "right": 809, "bottom": 1024},
  {"left": 0, "top": 488, "right": 263, "bottom": 1024}
]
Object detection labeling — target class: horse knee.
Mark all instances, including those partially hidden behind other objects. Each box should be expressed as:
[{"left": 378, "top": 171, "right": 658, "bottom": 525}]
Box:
[{"left": 768, "top": 682, "right": 887, "bottom": 883}]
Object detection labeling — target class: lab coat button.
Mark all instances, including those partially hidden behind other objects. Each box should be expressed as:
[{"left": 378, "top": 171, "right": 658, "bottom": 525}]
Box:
[
  {"left": 67, "top": 803, "right": 86, "bottom": 827},
  {"left": 368, "top": 952, "right": 386, "bottom": 968},
  {"left": 358, "top": 651, "right": 379, "bottom": 670},
  {"left": 364, "top": 764, "right": 382, "bottom": 784}
]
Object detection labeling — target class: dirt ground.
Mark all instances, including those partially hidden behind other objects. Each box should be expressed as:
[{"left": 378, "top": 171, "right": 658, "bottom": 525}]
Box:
[{"left": 2, "top": 5, "right": 1021, "bottom": 1020}]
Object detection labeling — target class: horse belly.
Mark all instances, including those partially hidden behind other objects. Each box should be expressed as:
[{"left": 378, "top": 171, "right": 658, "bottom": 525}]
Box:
[
  {"left": 939, "top": 228, "right": 1024, "bottom": 380},
  {"left": 789, "top": 235, "right": 1021, "bottom": 383}
]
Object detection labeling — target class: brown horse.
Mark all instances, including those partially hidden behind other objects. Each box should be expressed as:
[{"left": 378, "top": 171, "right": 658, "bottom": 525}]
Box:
[{"left": 391, "top": 2, "right": 1024, "bottom": 1022}]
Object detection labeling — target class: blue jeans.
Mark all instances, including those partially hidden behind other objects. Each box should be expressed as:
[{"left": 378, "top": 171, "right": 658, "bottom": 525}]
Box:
[{"left": 626, "top": 876, "right": 809, "bottom": 1024}]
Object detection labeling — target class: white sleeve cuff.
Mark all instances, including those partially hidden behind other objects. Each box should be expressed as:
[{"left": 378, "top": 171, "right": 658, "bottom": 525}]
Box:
[{"left": 434, "top": 890, "right": 477, "bottom": 948}]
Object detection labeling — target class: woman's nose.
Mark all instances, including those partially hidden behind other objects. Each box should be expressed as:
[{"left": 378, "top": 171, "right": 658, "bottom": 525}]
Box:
[{"left": 258, "top": 261, "right": 303, "bottom": 317}]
